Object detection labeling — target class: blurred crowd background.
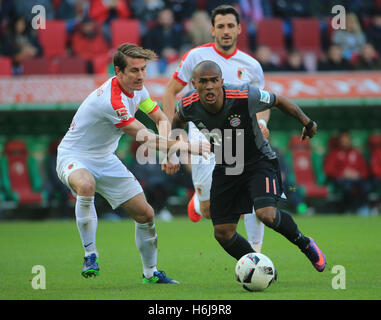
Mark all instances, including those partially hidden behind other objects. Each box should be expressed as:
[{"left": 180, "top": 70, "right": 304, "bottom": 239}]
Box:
[
  {"left": 0, "top": 0, "right": 380, "bottom": 220},
  {"left": 1, "top": 0, "right": 381, "bottom": 75}
]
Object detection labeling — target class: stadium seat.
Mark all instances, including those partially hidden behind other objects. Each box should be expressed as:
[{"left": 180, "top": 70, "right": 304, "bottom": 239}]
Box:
[
  {"left": 2, "top": 140, "right": 46, "bottom": 205},
  {"left": 237, "top": 20, "right": 251, "bottom": 52},
  {"left": 350, "top": 130, "right": 370, "bottom": 154},
  {"left": 55, "top": 56, "right": 87, "bottom": 74},
  {"left": 0, "top": 57, "right": 12, "bottom": 75},
  {"left": 292, "top": 18, "right": 321, "bottom": 55},
  {"left": 289, "top": 135, "right": 328, "bottom": 198},
  {"left": 111, "top": 19, "right": 141, "bottom": 49},
  {"left": 257, "top": 19, "right": 286, "bottom": 55},
  {"left": 22, "top": 57, "right": 51, "bottom": 75},
  {"left": 38, "top": 20, "right": 67, "bottom": 58},
  {"left": 92, "top": 53, "right": 112, "bottom": 74}
]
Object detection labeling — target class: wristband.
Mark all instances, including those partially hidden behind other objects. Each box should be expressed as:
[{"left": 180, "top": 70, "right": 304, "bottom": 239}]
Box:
[
  {"left": 305, "top": 120, "right": 314, "bottom": 131},
  {"left": 258, "top": 119, "right": 267, "bottom": 128}
]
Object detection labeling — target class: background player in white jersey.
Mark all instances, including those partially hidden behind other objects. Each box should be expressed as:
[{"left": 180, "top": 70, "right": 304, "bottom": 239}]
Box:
[
  {"left": 56, "top": 43, "right": 209, "bottom": 283},
  {"left": 162, "top": 5, "right": 269, "bottom": 252}
]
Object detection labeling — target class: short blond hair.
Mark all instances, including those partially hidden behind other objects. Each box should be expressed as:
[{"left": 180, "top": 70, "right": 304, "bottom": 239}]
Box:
[{"left": 113, "top": 43, "right": 158, "bottom": 72}]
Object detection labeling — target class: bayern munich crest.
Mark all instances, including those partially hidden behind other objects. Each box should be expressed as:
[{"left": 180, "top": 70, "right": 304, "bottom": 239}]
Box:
[{"left": 228, "top": 114, "right": 241, "bottom": 127}]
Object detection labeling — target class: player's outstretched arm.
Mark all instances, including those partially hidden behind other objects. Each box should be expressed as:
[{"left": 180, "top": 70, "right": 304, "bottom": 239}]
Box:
[
  {"left": 121, "top": 118, "right": 210, "bottom": 157},
  {"left": 273, "top": 95, "right": 317, "bottom": 140},
  {"left": 162, "top": 78, "right": 186, "bottom": 123}
]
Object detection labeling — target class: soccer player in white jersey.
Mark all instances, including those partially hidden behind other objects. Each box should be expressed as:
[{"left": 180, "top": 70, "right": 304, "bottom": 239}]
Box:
[
  {"left": 162, "top": 5, "right": 269, "bottom": 252},
  {"left": 56, "top": 43, "right": 209, "bottom": 283}
]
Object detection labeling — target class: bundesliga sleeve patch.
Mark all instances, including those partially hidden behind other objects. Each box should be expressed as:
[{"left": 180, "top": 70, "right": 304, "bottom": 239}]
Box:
[
  {"left": 259, "top": 89, "right": 271, "bottom": 104},
  {"left": 115, "top": 107, "right": 130, "bottom": 121}
]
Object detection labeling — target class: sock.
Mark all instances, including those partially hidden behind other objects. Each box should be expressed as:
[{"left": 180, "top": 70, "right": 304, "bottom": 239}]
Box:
[
  {"left": 135, "top": 221, "right": 158, "bottom": 278},
  {"left": 194, "top": 193, "right": 202, "bottom": 216},
  {"left": 219, "top": 232, "right": 255, "bottom": 260},
  {"left": 266, "top": 209, "right": 310, "bottom": 249},
  {"left": 244, "top": 208, "right": 264, "bottom": 249},
  {"left": 75, "top": 195, "right": 98, "bottom": 257}
]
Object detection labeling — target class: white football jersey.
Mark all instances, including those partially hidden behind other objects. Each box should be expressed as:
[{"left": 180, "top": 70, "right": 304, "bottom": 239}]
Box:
[
  {"left": 58, "top": 77, "right": 158, "bottom": 157},
  {"left": 173, "top": 42, "right": 265, "bottom": 89}
]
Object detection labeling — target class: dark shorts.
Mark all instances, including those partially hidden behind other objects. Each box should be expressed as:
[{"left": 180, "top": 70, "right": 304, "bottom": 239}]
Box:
[{"left": 209, "top": 158, "right": 284, "bottom": 226}]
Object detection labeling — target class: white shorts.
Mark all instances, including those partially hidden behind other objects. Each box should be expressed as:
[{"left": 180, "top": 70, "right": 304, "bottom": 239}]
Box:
[
  {"left": 188, "top": 122, "right": 215, "bottom": 202},
  {"left": 56, "top": 151, "right": 143, "bottom": 209}
]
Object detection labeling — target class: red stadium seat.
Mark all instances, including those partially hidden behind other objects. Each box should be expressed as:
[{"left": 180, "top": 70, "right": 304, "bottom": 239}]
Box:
[
  {"left": 22, "top": 58, "right": 51, "bottom": 75},
  {"left": 237, "top": 20, "right": 251, "bottom": 52},
  {"left": 3, "top": 140, "right": 44, "bottom": 205},
  {"left": 0, "top": 57, "right": 12, "bottom": 75},
  {"left": 292, "top": 18, "right": 321, "bottom": 55},
  {"left": 111, "top": 19, "right": 141, "bottom": 49},
  {"left": 38, "top": 20, "right": 67, "bottom": 58},
  {"left": 55, "top": 56, "right": 87, "bottom": 74},
  {"left": 289, "top": 135, "right": 328, "bottom": 198},
  {"left": 92, "top": 53, "right": 111, "bottom": 74},
  {"left": 257, "top": 18, "right": 285, "bottom": 54}
]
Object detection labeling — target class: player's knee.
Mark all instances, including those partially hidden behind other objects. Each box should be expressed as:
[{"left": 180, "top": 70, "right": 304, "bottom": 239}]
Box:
[
  {"left": 76, "top": 180, "right": 95, "bottom": 196},
  {"left": 255, "top": 207, "right": 277, "bottom": 226},
  {"left": 214, "top": 225, "right": 235, "bottom": 244},
  {"left": 200, "top": 201, "right": 211, "bottom": 219},
  {"left": 135, "top": 205, "right": 154, "bottom": 224},
  {"left": 201, "top": 207, "right": 211, "bottom": 219}
]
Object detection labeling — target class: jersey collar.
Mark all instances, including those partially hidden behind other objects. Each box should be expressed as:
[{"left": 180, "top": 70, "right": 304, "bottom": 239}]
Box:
[
  {"left": 212, "top": 43, "right": 238, "bottom": 59},
  {"left": 115, "top": 77, "right": 134, "bottom": 98}
]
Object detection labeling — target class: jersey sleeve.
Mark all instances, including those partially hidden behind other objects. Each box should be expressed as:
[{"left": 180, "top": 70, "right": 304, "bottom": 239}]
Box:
[
  {"left": 247, "top": 85, "right": 276, "bottom": 117},
  {"left": 107, "top": 84, "right": 135, "bottom": 128},
  {"left": 105, "top": 100, "right": 135, "bottom": 128},
  {"left": 175, "top": 100, "right": 189, "bottom": 122},
  {"left": 138, "top": 86, "right": 159, "bottom": 114},
  {"left": 250, "top": 60, "right": 265, "bottom": 90},
  {"left": 172, "top": 50, "right": 195, "bottom": 86}
]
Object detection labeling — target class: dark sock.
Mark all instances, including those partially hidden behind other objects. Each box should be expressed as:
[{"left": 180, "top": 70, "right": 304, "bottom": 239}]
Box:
[
  {"left": 267, "top": 209, "right": 310, "bottom": 249},
  {"left": 219, "top": 232, "right": 255, "bottom": 260}
]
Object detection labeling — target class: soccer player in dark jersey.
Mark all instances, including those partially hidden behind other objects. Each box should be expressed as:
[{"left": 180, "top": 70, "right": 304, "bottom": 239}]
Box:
[{"left": 172, "top": 60, "right": 326, "bottom": 272}]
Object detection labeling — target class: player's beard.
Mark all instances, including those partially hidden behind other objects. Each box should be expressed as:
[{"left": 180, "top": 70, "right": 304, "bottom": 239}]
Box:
[{"left": 216, "top": 36, "right": 237, "bottom": 52}]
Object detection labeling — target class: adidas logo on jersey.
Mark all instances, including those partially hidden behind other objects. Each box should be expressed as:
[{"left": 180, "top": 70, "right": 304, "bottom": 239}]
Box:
[{"left": 198, "top": 122, "right": 206, "bottom": 129}]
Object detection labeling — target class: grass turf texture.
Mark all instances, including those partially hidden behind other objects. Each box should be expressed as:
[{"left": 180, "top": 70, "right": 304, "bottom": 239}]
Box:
[{"left": 0, "top": 215, "right": 380, "bottom": 300}]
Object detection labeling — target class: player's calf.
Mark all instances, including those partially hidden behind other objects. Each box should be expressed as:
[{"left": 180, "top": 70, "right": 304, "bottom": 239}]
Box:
[{"left": 214, "top": 224, "right": 255, "bottom": 260}]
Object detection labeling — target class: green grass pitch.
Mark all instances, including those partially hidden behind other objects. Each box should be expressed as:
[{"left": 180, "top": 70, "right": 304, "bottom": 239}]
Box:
[{"left": 0, "top": 215, "right": 380, "bottom": 300}]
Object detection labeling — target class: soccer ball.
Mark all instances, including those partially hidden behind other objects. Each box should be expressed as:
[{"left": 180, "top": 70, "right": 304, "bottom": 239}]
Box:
[{"left": 235, "top": 252, "right": 277, "bottom": 292}]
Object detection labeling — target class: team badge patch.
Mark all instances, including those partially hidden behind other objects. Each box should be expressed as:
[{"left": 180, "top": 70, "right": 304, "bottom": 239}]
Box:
[
  {"left": 237, "top": 68, "right": 244, "bottom": 79},
  {"left": 196, "top": 185, "right": 203, "bottom": 196},
  {"left": 259, "top": 89, "right": 271, "bottom": 104},
  {"left": 228, "top": 114, "right": 241, "bottom": 127},
  {"left": 115, "top": 107, "right": 130, "bottom": 121}
]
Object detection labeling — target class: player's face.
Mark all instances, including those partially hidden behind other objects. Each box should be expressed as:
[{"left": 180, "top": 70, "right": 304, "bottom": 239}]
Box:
[
  {"left": 116, "top": 57, "right": 147, "bottom": 93},
  {"left": 211, "top": 14, "right": 241, "bottom": 52},
  {"left": 193, "top": 70, "right": 224, "bottom": 108}
]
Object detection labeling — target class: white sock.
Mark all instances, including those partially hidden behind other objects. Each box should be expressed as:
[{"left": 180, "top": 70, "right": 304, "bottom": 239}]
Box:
[
  {"left": 194, "top": 193, "right": 202, "bottom": 216},
  {"left": 244, "top": 208, "right": 264, "bottom": 252},
  {"left": 75, "top": 195, "right": 98, "bottom": 257},
  {"left": 135, "top": 221, "right": 158, "bottom": 278}
]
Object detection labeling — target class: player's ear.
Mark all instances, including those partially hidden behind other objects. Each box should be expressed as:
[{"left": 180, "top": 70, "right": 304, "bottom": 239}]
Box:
[
  {"left": 211, "top": 26, "right": 215, "bottom": 38},
  {"left": 115, "top": 66, "right": 120, "bottom": 75},
  {"left": 237, "top": 23, "right": 241, "bottom": 35},
  {"left": 191, "top": 79, "right": 195, "bottom": 88}
]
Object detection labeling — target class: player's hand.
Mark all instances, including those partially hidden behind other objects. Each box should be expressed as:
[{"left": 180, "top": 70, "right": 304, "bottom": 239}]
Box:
[
  {"left": 258, "top": 120, "right": 270, "bottom": 139},
  {"left": 301, "top": 121, "right": 317, "bottom": 140},
  {"left": 162, "top": 162, "right": 180, "bottom": 175},
  {"left": 189, "top": 141, "right": 211, "bottom": 159},
  {"left": 161, "top": 153, "right": 180, "bottom": 175}
]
